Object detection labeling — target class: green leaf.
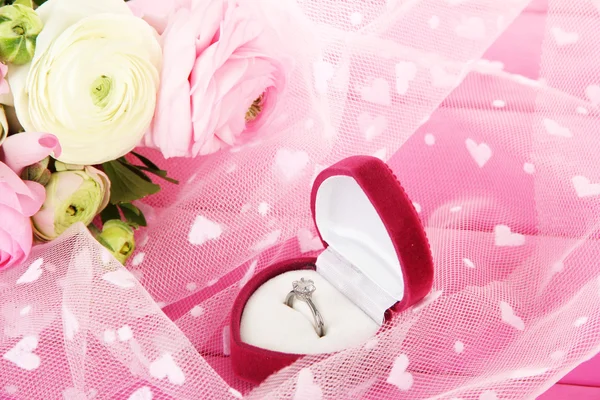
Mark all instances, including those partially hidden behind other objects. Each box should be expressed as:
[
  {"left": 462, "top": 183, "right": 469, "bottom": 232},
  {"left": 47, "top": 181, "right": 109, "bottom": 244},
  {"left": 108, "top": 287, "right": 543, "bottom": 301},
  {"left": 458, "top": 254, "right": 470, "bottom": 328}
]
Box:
[
  {"left": 130, "top": 152, "right": 179, "bottom": 184},
  {"left": 122, "top": 162, "right": 154, "bottom": 183},
  {"left": 119, "top": 203, "right": 147, "bottom": 228},
  {"left": 102, "top": 160, "right": 161, "bottom": 204},
  {"left": 14, "top": 0, "right": 33, "bottom": 7},
  {"left": 100, "top": 203, "right": 121, "bottom": 224},
  {"left": 137, "top": 166, "right": 180, "bottom": 184},
  {"left": 131, "top": 151, "right": 161, "bottom": 171}
]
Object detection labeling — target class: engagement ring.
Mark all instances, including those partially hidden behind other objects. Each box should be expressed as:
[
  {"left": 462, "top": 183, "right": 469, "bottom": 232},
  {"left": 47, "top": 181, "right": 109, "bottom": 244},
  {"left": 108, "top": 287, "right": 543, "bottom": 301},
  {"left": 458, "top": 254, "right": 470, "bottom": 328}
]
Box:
[{"left": 285, "top": 278, "right": 325, "bottom": 337}]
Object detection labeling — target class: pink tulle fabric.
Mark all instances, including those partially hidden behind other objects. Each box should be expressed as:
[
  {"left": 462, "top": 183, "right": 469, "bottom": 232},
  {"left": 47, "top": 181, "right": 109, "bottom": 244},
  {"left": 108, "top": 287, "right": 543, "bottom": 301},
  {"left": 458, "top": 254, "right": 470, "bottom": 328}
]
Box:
[{"left": 2, "top": 0, "right": 600, "bottom": 398}]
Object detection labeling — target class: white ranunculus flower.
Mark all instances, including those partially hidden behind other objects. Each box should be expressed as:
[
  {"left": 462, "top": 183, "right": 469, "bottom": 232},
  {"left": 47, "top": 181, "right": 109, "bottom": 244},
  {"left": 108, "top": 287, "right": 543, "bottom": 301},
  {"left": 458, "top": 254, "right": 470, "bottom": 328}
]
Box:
[{"left": 8, "top": 0, "right": 162, "bottom": 165}]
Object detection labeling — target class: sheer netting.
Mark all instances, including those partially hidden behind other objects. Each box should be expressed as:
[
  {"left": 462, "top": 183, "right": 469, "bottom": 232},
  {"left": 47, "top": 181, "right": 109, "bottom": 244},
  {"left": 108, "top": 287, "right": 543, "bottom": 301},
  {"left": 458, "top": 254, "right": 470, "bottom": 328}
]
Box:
[{"left": 2, "top": 0, "right": 600, "bottom": 398}]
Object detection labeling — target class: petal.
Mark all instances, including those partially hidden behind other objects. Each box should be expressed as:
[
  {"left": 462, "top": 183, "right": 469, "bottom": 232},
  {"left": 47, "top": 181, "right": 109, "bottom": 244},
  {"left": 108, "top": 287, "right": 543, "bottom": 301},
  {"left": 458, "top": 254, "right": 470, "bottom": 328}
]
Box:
[
  {"left": 0, "top": 205, "right": 32, "bottom": 271},
  {"left": 0, "top": 132, "right": 61, "bottom": 176},
  {"left": 151, "top": 10, "right": 197, "bottom": 158},
  {"left": 191, "top": 0, "right": 224, "bottom": 53},
  {"left": 0, "top": 162, "right": 44, "bottom": 216}
]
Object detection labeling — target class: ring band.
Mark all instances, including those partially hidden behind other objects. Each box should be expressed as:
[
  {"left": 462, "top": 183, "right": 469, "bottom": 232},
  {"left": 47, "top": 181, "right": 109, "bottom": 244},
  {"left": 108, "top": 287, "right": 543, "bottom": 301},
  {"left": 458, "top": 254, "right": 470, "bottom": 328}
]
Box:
[{"left": 285, "top": 278, "right": 325, "bottom": 337}]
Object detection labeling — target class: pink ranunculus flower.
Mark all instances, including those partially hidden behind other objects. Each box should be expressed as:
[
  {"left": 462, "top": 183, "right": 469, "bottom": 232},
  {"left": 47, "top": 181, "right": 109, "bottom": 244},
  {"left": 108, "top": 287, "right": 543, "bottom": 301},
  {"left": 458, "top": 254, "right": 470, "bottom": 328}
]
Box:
[
  {"left": 0, "top": 132, "right": 61, "bottom": 270},
  {"left": 136, "top": 0, "right": 291, "bottom": 158}
]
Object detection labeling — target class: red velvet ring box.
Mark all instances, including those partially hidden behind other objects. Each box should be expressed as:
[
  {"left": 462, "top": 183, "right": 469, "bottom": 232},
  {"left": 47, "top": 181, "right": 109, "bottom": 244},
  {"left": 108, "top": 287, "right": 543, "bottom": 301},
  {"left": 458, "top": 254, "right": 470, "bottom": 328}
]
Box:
[{"left": 230, "top": 155, "right": 434, "bottom": 383}]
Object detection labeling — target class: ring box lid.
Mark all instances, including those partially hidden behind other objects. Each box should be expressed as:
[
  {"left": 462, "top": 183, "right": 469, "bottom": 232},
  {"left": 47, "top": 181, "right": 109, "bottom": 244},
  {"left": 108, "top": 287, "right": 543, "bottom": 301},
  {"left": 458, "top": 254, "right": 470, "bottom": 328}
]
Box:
[{"left": 310, "top": 156, "right": 434, "bottom": 322}]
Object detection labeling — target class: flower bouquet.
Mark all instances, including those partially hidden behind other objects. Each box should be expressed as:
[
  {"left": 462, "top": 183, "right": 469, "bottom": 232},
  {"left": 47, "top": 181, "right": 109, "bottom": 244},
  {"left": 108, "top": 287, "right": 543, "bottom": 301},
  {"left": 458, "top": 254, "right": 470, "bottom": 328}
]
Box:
[{"left": 0, "top": 0, "right": 289, "bottom": 269}]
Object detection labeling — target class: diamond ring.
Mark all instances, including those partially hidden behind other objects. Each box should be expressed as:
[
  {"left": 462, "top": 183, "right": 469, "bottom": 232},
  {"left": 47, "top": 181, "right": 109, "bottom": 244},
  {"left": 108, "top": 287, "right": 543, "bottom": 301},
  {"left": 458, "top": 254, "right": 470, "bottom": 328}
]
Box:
[{"left": 284, "top": 277, "right": 325, "bottom": 337}]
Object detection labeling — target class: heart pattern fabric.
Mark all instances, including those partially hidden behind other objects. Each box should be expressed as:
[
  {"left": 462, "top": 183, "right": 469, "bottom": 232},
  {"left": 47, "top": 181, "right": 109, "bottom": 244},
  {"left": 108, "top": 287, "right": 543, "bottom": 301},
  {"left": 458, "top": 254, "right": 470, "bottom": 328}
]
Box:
[
  {"left": 3, "top": 336, "right": 41, "bottom": 371},
  {"left": 360, "top": 78, "right": 391, "bottom": 106},
  {"left": 572, "top": 175, "right": 600, "bottom": 198},
  {"left": 297, "top": 228, "right": 323, "bottom": 253},
  {"left": 127, "top": 387, "right": 153, "bottom": 400},
  {"left": 188, "top": 216, "right": 223, "bottom": 245},
  {"left": 551, "top": 27, "right": 579, "bottom": 46},
  {"left": 500, "top": 301, "right": 525, "bottom": 331},
  {"left": 293, "top": 369, "right": 323, "bottom": 400},
  {"left": 387, "top": 354, "right": 414, "bottom": 391},
  {"left": 543, "top": 118, "right": 572, "bottom": 138},
  {"left": 395, "top": 62, "right": 418, "bottom": 95},
  {"left": 102, "top": 269, "right": 137, "bottom": 289},
  {"left": 16, "top": 258, "right": 44, "bottom": 285},
  {"left": 275, "top": 149, "right": 309, "bottom": 181},
  {"left": 357, "top": 113, "right": 388, "bottom": 141},
  {"left": 149, "top": 353, "right": 185, "bottom": 385},
  {"left": 494, "top": 225, "right": 525, "bottom": 247},
  {"left": 466, "top": 139, "right": 492, "bottom": 168}
]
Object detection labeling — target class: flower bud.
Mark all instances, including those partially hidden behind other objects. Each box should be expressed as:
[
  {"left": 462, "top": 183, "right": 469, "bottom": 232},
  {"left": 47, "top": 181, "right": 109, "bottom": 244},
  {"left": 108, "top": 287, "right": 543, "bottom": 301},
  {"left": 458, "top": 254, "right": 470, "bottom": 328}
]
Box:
[
  {"left": 32, "top": 166, "right": 110, "bottom": 241},
  {"left": 0, "top": 3, "right": 43, "bottom": 65},
  {"left": 20, "top": 156, "right": 51, "bottom": 185},
  {"left": 94, "top": 220, "right": 136, "bottom": 265}
]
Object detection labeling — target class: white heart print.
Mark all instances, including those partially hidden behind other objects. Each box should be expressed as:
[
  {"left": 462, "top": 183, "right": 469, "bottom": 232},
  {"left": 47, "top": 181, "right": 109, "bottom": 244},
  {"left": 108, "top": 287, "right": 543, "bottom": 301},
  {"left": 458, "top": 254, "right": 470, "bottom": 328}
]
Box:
[
  {"left": 500, "top": 301, "right": 525, "bottom": 331},
  {"left": 293, "top": 368, "right": 323, "bottom": 400},
  {"left": 313, "top": 61, "right": 334, "bottom": 94},
  {"left": 188, "top": 216, "right": 223, "bottom": 245},
  {"left": 585, "top": 85, "right": 600, "bottom": 106},
  {"left": 466, "top": 139, "right": 492, "bottom": 168},
  {"left": 149, "top": 353, "right": 185, "bottom": 385},
  {"left": 551, "top": 27, "right": 579, "bottom": 46},
  {"left": 387, "top": 354, "right": 413, "bottom": 391},
  {"left": 251, "top": 230, "right": 281, "bottom": 251},
  {"left": 455, "top": 17, "right": 486, "bottom": 40},
  {"left": 131, "top": 252, "right": 145, "bottom": 267},
  {"left": 395, "top": 62, "right": 417, "bottom": 95},
  {"left": 523, "top": 163, "right": 535, "bottom": 174},
  {"left": 104, "top": 330, "right": 117, "bottom": 344},
  {"left": 102, "top": 269, "right": 137, "bottom": 289},
  {"left": 62, "top": 305, "right": 79, "bottom": 341},
  {"left": 480, "top": 390, "right": 499, "bottom": 400},
  {"left": 572, "top": 176, "right": 600, "bottom": 198},
  {"left": 16, "top": 258, "right": 44, "bottom": 285},
  {"left": 495, "top": 225, "right": 525, "bottom": 247},
  {"left": 298, "top": 228, "right": 323, "bottom": 253},
  {"left": 428, "top": 15, "right": 440, "bottom": 29},
  {"left": 510, "top": 367, "right": 549, "bottom": 379},
  {"left": 349, "top": 12, "right": 362, "bottom": 26},
  {"left": 3, "top": 335, "right": 41, "bottom": 371},
  {"left": 424, "top": 133, "right": 435, "bottom": 146},
  {"left": 127, "top": 386, "right": 153, "bottom": 400},
  {"left": 357, "top": 113, "right": 388, "bottom": 141},
  {"left": 543, "top": 118, "right": 572, "bottom": 138},
  {"left": 275, "top": 149, "right": 309, "bottom": 181},
  {"left": 118, "top": 325, "right": 133, "bottom": 341},
  {"left": 190, "top": 305, "right": 204, "bottom": 317},
  {"left": 359, "top": 78, "right": 391, "bottom": 106},
  {"left": 430, "top": 65, "right": 460, "bottom": 88},
  {"left": 258, "top": 202, "right": 271, "bottom": 216}
]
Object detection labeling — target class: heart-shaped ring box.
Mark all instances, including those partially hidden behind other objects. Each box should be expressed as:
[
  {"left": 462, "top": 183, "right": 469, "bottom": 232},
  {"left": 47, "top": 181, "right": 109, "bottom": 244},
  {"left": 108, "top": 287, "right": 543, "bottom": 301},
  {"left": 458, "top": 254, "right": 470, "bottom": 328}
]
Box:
[{"left": 230, "top": 156, "right": 434, "bottom": 383}]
